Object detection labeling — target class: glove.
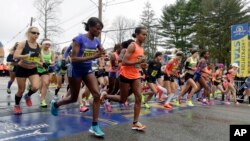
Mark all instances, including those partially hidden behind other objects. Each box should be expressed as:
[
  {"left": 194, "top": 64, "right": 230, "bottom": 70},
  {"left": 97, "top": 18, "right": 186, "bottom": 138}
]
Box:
[
  {"left": 43, "top": 62, "right": 50, "bottom": 69},
  {"left": 30, "top": 52, "right": 40, "bottom": 57},
  {"left": 61, "top": 60, "right": 67, "bottom": 70}
]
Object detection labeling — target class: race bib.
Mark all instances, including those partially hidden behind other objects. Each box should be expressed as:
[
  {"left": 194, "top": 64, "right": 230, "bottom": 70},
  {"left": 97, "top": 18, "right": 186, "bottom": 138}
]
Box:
[
  {"left": 24, "top": 57, "right": 40, "bottom": 64},
  {"left": 151, "top": 70, "right": 158, "bottom": 77},
  {"left": 83, "top": 49, "right": 96, "bottom": 57}
]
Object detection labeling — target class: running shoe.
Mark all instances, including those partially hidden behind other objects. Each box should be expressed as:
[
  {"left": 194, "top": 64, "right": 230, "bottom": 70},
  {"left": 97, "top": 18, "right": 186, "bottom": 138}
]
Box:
[
  {"left": 235, "top": 101, "right": 240, "bottom": 105},
  {"left": 124, "top": 100, "right": 129, "bottom": 108},
  {"left": 202, "top": 99, "right": 209, "bottom": 105},
  {"left": 50, "top": 100, "right": 59, "bottom": 116},
  {"left": 224, "top": 101, "right": 231, "bottom": 105},
  {"left": 171, "top": 101, "right": 180, "bottom": 107},
  {"left": 104, "top": 100, "right": 112, "bottom": 112},
  {"left": 85, "top": 100, "right": 90, "bottom": 106},
  {"left": 40, "top": 99, "right": 47, "bottom": 108},
  {"left": 132, "top": 122, "right": 146, "bottom": 130},
  {"left": 164, "top": 103, "right": 173, "bottom": 109},
  {"left": 24, "top": 94, "right": 32, "bottom": 107},
  {"left": 54, "top": 95, "right": 59, "bottom": 101},
  {"left": 143, "top": 102, "right": 150, "bottom": 109},
  {"left": 141, "top": 94, "right": 145, "bottom": 103},
  {"left": 7, "top": 88, "right": 11, "bottom": 94},
  {"left": 80, "top": 105, "right": 89, "bottom": 112},
  {"left": 13, "top": 105, "right": 22, "bottom": 115},
  {"left": 186, "top": 100, "right": 194, "bottom": 107},
  {"left": 100, "top": 91, "right": 107, "bottom": 103},
  {"left": 89, "top": 125, "right": 105, "bottom": 137}
]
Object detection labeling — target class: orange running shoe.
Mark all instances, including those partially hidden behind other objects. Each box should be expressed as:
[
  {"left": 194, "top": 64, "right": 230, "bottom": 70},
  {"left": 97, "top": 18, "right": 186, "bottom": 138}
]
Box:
[{"left": 164, "top": 103, "right": 173, "bottom": 109}]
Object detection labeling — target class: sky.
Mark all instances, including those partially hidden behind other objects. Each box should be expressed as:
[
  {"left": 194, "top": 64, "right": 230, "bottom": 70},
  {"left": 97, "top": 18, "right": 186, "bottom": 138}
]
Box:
[{"left": 0, "top": 0, "right": 176, "bottom": 57}]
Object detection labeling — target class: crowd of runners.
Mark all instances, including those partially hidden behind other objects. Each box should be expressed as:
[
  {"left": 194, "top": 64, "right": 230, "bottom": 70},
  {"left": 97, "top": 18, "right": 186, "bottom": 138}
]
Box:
[{"left": 3, "top": 17, "right": 250, "bottom": 137}]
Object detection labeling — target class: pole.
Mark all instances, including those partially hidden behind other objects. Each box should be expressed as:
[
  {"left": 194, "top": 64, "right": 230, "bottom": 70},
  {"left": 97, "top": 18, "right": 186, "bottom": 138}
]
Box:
[
  {"left": 30, "top": 17, "right": 33, "bottom": 26},
  {"left": 98, "top": 0, "right": 102, "bottom": 40}
]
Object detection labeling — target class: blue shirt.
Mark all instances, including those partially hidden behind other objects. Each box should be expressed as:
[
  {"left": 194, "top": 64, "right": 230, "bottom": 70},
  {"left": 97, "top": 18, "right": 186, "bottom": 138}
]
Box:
[{"left": 72, "top": 34, "right": 100, "bottom": 68}]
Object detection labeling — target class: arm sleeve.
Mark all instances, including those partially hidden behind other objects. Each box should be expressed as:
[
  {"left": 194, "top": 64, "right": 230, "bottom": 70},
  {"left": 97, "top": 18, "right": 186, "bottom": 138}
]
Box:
[{"left": 63, "top": 46, "right": 72, "bottom": 59}]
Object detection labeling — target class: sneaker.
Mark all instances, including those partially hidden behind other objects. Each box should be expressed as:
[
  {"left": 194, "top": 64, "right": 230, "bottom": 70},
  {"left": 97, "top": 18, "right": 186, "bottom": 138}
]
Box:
[
  {"left": 89, "top": 125, "right": 105, "bottom": 137},
  {"left": 100, "top": 91, "right": 107, "bottom": 103},
  {"left": 54, "top": 95, "right": 59, "bottom": 100},
  {"left": 202, "top": 99, "right": 209, "bottom": 105},
  {"left": 80, "top": 105, "right": 89, "bottom": 112},
  {"left": 13, "top": 105, "right": 22, "bottom": 115},
  {"left": 186, "top": 100, "right": 194, "bottom": 107},
  {"left": 50, "top": 100, "right": 59, "bottom": 116},
  {"left": 7, "top": 88, "right": 11, "bottom": 94},
  {"left": 85, "top": 100, "right": 90, "bottom": 106},
  {"left": 141, "top": 94, "right": 145, "bottom": 103},
  {"left": 124, "top": 100, "right": 129, "bottom": 108},
  {"left": 171, "top": 101, "right": 180, "bottom": 107},
  {"left": 143, "top": 102, "right": 150, "bottom": 109},
  {"left": 40, "top": 99, "right": 47, "bottom": 108},
  {"left": 104, "top": 100, "right": 112, "bottom": 112},
  {"left": 132, "top": 122, "right": 146, "bottom": 130},
  {"left": 235, "top": 101, "right": 240, "bottom": 105},
  {"left": 224, "top": 101, "right": 231, "bottom": 105},
  {"left": 164, "top": 103, "right": 173, "bottom": 109},
  {"left": 24, "top": 94, "right": 32, "bottom": 107}
]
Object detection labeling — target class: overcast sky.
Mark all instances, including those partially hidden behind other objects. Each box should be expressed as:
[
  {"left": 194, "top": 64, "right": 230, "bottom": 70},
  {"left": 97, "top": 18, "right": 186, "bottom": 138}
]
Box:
[{"left": 0, "top": 0, "right": 176, "bottom": 56}]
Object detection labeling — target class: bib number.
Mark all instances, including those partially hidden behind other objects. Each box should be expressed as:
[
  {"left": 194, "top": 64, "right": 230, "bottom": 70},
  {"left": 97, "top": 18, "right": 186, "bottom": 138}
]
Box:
[{"left": 83, "top": 49, "right": 96, "bottom": 57}]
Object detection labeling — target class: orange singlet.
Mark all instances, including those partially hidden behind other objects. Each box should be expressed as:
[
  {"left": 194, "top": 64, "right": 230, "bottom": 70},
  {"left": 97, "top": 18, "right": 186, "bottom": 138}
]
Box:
[{"left": 120, "top": 42, "right": 144, "bottom": 79}]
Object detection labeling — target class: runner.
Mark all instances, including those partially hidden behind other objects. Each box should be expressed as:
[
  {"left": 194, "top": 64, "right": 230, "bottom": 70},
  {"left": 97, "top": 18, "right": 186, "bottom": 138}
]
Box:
[
  {"left": 6, "top": 42, "right": 19, "bottom": 94},
  {"left": 243, "top": 74, "right": 250, "bottom": 106},
  {"left": 195, "top": 51, "right": 211, "bottom": 105},
  {"left": 55, "top": 47, "right": 68, "bottom": 98},
  {"left": 177, "top": 49, "right": 199, "bottom": 106},
  {"left": 142, "top": 52, "right": 163, "bottom": 109},
  {"left": 163, "top": 51, "right": 183, "bottom": 109},
  {"left": 226, "top": 63, "right": 240, "bottom": 104},
  {"left": 37, "top": 39, "right": 55, "bottom": 108},
  {"left": 101, "top": 26, "right": 148, "bottom": 130},
  {"left": 13, "top": 26, "right": 41, "bottom": 114},
  {"left": 50, "top": 17, "right": 105, "bottom": 136}
]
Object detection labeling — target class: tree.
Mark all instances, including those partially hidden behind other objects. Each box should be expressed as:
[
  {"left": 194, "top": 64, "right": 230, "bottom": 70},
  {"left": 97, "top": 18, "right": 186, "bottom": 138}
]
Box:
[
  {"left": 34, "top": 0, "right": 63, "bottom": 39},
  {"left": 160, "top": 0, "right": 192, "bottom": 52},
  {"left": 109, "top": 16, "right": 136, "bottom": 44},
  {"left": 140, "top": 2, "right": 159, "bottom": 59}
]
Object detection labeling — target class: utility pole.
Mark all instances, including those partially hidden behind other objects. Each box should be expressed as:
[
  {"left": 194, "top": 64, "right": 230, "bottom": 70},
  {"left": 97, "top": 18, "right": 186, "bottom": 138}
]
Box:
[
  {"left": 30, "top": 17, "right": 33, "bottom": 26},
  {"left": 98, "top": 0, "right": 102, "bottom": 40}
]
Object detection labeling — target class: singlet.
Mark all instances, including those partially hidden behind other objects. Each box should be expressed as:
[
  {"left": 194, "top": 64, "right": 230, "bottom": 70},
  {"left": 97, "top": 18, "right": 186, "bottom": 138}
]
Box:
[
  {"left": 41, "top": 49, "right": 52, "bottom": 63},
  {"left": 165, "top": 58, "right": 180, "bottom": 75},
  {"left": 109, "top": 52, "right": 119, "bottom": 72},
  {"left": 72, "top": 34, "right": 100, "bottom": 68},
  {"left": 188, "top": 57, "right": 198, "bottom": 69},
  {"left": 120, "top": 42, "right": 144, "bottom": 79},
  {"left": 22, "top": 40, "right": 40, "bottom": 64},
  {"left": 147, "top": 60, "right": 162, "bottom": 78}
]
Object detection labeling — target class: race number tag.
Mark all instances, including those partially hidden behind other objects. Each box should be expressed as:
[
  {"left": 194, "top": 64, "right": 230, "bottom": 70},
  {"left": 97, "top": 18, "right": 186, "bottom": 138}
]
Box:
[{"left": 83, "top": 49, "right": 96, "bottom": 57}]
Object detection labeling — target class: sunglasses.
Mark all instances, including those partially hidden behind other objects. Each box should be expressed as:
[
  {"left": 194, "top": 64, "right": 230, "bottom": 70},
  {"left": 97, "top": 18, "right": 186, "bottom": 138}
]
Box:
[{"left": 30, "top": 31, "right": 40, "bottom": 35}]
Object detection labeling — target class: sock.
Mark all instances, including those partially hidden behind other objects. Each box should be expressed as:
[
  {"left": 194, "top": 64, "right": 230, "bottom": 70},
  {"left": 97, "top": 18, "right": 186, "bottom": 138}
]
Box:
[
  {"left": 55, "top": 87, "right": 60, "bottom": 96},
  {"left": 15, "top": 95, "right": 22, "bottom": 105},
  {"left": 221, "top": 94, "right": 225, "bottom": 101},
  {"left": 92, "top": 122, "right": 98, "bottom": 126},
  {"left": 7, "top": 80, "right": 13, "bottom": 89},
  {"left": 166, "top": 93, "right": 174, "bottom": 104},
  {"left": 27, "top": 89, "right": 36, "bottom": 97},
  {"left": 157, "top": 85, "right": 167, "bottom": 94}
]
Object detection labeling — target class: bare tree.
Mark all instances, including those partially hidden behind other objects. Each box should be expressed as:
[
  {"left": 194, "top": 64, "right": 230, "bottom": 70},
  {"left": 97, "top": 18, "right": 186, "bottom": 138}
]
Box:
[
  {"left": 109, "top": 16, "right": 137, "bottom": 44},
  {"left": 34, "top": 0, "right": 63, "bottom": 40}
]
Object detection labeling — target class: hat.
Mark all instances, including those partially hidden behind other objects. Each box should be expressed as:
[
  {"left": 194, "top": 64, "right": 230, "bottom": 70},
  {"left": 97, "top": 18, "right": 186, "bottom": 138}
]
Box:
[
  {"left": 232, "top": 63, "right": 239, "bottom": 68},
  {"left": 217, "top": 63, "right": 224, "bottom": 68}
]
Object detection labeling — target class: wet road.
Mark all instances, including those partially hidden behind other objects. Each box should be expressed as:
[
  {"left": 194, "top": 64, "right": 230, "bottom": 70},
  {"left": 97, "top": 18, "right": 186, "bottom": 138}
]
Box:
[{"left": 0, "top": 77, "right": 249, "bottom": 141}]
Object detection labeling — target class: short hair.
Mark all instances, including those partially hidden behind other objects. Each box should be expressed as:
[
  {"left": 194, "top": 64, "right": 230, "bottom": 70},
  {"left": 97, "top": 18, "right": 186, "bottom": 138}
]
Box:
[{"left": 154, "top": 52, "right": 162, "bottom": 58}]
